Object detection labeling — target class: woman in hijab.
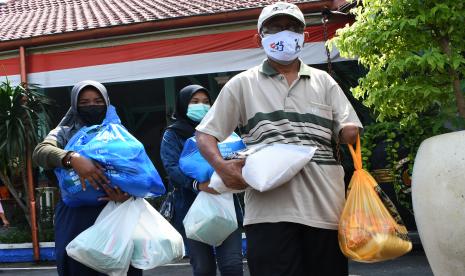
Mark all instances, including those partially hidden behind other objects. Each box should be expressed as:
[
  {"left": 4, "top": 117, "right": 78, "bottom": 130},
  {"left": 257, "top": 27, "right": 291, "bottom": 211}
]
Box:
[
  {"left": 160, "top": 85, "right": 244, "bottom": 276},
  {"left": 33, "top": 80, "right": 142, "bottom": 276}
]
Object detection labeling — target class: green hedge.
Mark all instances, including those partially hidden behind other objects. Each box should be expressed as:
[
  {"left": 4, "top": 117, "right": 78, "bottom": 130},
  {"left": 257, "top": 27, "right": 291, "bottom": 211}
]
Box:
[{"left": 0, "top": 227, "right": 54, "bottom": 244}]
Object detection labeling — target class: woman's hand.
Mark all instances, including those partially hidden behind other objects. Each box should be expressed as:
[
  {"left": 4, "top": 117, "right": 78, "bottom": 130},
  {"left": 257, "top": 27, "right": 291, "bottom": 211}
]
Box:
[
  {"left": 98, "top": 184, "right": 130, "bottom": 202},
  {"left": 70, "top": 153, "right": 109, "bottom": 191},
  {"left": 198, "top": 181, "right": 219, "bottom": 194},
  {"left": 2, "top": 218, "right": 9, "bottom": 228}
]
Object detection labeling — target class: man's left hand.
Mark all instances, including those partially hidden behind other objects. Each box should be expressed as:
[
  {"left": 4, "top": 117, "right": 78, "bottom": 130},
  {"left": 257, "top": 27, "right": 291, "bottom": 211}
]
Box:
[{"left": 340, "top": 125, "right": 359, "bottom": 145}]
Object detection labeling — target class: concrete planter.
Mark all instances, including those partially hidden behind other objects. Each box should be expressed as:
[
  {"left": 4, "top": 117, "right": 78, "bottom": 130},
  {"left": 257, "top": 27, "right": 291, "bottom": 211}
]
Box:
[
  {"left": 0, "top": 242, "right": 55, "bottom": 262},
  {"left": 412, "top": 131, "right": 465, "bottom": 276}
]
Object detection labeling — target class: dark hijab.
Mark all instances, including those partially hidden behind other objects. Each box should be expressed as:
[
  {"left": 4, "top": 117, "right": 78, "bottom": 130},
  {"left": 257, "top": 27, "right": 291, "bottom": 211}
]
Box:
[
  {"left": 45, "top": 80, "right": 110, "bottom": 147},
  {"left": 167, "top": 84, "right": 211, "bottom": 140}
]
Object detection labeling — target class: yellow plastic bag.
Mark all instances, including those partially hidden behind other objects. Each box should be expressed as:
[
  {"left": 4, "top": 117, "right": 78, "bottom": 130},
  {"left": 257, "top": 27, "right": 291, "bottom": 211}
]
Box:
[{"left": 338, "top": 135, "right": 412, "bottom": 262}]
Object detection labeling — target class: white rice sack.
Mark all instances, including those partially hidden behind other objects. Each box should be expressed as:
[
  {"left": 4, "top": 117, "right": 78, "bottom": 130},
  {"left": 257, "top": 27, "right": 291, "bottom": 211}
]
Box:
[{"left": 242, "top": 144, "right": 317, "bottom": 192}]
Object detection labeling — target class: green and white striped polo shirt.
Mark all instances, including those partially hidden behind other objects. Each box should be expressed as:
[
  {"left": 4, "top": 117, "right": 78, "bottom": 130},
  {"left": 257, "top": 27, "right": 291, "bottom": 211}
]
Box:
[{"left": 197, "top": 59, "right": 362, "bottom": 230}]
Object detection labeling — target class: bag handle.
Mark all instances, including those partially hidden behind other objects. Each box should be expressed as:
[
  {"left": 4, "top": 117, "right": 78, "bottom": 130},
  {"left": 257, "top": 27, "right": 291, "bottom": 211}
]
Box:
[{"left": 348, "top": 134, "right": 362, "bottom": 171}]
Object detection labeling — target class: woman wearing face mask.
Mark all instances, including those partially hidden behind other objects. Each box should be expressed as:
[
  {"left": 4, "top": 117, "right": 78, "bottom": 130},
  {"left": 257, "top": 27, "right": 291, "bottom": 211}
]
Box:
[
  {"left": 160, "top": 85, "right": 244, "bottom": 276},
  {"left": 33, "top": 80, "right": 142, "bottom": 276}
]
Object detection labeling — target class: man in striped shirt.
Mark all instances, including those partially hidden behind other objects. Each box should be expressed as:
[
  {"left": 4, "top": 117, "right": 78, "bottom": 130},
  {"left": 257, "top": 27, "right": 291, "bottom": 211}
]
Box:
[{"left": 196, "top": 2, "right": 362, "bottom": 275}]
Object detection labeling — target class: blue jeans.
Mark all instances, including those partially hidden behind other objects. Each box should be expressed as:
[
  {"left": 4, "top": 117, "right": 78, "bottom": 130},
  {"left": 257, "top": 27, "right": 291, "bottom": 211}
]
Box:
[{"left": 187, "top": 228, "right": 243, "bottom": 276}]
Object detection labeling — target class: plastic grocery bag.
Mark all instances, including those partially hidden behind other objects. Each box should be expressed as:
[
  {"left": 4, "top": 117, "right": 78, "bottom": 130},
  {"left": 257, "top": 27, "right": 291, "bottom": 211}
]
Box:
[
  {"left": 131, "top": 198, "right": 185, "bottom": 270},
  {"left": 94, "top": 201, "right": 120, "bottom": 224},
  {"left": 179, "top": 133, "right": 246, "bottom": 183},
  {"left": 55, "top": 105, "right": 165, "bottom": 207},
  {"left": 338, "top": 135, "right": 412, "bottom": 262},
  {"left": 208, "top": 144, "right": 317, "bottom": 193},
  {"left": 66, "top": 198, "right": 141, "bottom": 276},
  {"left": 183, "top": 192, "right": 237, "bottom": 246}
]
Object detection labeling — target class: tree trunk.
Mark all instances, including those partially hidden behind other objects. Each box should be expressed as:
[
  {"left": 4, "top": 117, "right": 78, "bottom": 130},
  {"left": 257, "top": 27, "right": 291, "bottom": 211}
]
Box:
[
  {"left": 440, "top": 37, "right": 465, "bottom": 119},
  {"left": 0, "top": 171, "right": 31, "bottom": 227},
  {"left": 452, "top": 77, "right": 465, "bottom": 119},
  {"left": 26, "top": 145, "right": 40, "bottom": 262},
  {"left": 20, "top": 164, "right": 30, "bottom": 206}
]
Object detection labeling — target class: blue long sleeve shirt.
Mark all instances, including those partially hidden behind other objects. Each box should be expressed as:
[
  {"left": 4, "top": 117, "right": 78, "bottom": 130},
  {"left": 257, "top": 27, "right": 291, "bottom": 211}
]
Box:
[{"left": 160, "top": 129, "right": 196, "bottom": 191}]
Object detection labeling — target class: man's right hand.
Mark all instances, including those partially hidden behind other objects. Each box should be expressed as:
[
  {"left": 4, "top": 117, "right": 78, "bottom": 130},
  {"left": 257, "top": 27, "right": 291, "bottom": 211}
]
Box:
[
  {"left": 196, "top": 131, "right": 247, "bottom": 190},
  {"left": 198, "top": 181, "right": 220, "bottom": 194},
  {"left": 70, "top": 154, "right": 109, "bottom": 191},
  {"left": 215, "top": 159, "right": 248, "bottom": 190}
]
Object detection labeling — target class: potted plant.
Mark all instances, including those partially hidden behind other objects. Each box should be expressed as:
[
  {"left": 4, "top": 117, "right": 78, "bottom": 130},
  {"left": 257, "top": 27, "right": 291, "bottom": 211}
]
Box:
[
  {"left": 0, "top": 78, "right": 53, "bottom": 262},
  {"left": 332, "top": 0, "right": 465, "bottom": 274}
]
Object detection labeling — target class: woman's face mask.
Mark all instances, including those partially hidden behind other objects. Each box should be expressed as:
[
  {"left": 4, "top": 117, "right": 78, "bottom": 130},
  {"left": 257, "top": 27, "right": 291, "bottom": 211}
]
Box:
[
  {"left": 77, "top": 88, "right": 107, "bottom": 126},
  {"left": 261, "top": 30, "right": 304, "bottom": 65},
  {"left": 186, "top": 104, "right": 210, "bottom": 122},
  {"left": 78, "top": 105, "right": 107, "bottom": 126}
]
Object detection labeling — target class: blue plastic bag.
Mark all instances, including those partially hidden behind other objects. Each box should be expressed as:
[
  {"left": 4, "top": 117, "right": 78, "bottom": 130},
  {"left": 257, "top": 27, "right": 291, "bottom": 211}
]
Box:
[
  {"left": 179, "top": 133, "right": 245, "bottom": 183},
  {"left": 55, "top": 106, "right": 165, "bottom": 207}
]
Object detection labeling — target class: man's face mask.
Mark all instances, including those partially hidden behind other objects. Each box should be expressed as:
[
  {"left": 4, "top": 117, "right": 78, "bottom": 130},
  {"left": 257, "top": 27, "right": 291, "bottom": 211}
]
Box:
[
  {"left": 261, "top": 30, "right": 304, "bottom": 65},
  {"left": 78, "top": 105, "right": 107, "bottom": 126},
  {"left": 186, "top": 103, "right": 210, "bottom": 122}
]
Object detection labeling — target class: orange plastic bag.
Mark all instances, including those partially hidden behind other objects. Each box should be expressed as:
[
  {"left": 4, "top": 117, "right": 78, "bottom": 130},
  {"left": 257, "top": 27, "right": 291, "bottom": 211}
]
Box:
[{"left": 338, "top": 135, "right": 412, "bottom": 262}]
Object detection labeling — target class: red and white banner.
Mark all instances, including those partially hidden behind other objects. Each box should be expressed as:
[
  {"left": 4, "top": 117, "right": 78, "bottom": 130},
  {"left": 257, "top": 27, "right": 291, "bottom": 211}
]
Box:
[{"left": 0, "top": 22, "right": 350, "bottom": 87}]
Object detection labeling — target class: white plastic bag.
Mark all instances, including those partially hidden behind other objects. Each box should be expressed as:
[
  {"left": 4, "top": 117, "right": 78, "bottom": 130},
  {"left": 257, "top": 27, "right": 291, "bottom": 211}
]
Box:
[
  {"left": 131, "top": 198, "right": 185, "bottom": 270},
  {"left": 94, "top": 201, "right": 120, "bottom": 224},
  {"left": 66, "top": 198, "right": 141, "bottom": 276},
  {"left": 209, "top": 144, "right": 317, "bottom": 193},
  {"left": 183, "top": 192, "right": 237, "bottom": 246}
]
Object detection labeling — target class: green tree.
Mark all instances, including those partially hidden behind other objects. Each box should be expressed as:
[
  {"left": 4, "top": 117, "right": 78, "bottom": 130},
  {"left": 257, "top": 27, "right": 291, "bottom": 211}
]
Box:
[
  {"left": 331, "top": 0, "right": 465, "bottom": 213},
  {"left": 333, "top": 0, "right": 465, "bottom": 125},
  {"left": 0, "top": 79, "right": 52, "bottom": 227}
]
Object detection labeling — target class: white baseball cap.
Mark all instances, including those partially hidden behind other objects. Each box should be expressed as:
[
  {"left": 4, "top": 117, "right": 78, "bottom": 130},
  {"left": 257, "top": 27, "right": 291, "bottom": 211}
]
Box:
[{"left": 257, "top": 2, "right": 306, "bottom": 33}]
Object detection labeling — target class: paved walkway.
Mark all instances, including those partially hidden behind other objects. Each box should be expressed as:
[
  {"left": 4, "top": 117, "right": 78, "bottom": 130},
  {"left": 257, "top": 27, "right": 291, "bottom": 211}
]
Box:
[{"left": 0, "top": 251, "right": 432, "bottom": 276}]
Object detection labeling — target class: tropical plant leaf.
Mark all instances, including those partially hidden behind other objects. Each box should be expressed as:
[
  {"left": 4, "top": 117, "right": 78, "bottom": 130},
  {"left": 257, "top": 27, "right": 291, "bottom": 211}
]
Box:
[{"left": 0, "top": 79, "right": 53, "bottom": 227}]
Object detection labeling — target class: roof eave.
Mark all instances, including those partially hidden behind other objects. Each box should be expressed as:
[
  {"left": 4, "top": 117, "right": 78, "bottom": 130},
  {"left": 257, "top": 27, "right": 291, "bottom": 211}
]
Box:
[{"left": 0, "top": 0, "right": 334, "bottom": 52}]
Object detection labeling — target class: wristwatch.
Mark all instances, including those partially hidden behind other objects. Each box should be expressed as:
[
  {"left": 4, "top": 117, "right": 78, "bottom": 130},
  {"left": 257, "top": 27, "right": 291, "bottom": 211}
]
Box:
[
  {"left": 64, "top": 152, "right": 76, "bottom": 169},
  {"left": 192, "top": 180, "right": 200, "bottom": 191}
]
